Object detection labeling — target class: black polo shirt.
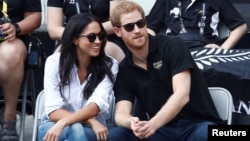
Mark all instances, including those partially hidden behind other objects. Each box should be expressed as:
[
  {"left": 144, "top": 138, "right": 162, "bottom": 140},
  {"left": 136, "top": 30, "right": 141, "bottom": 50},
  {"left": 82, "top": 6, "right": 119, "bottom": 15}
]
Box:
[
  {"left": 47, "top": 0, "right": 110, "bottom": 23},
  {"left": 3, "top": 0, "right": 41, "bottom": 23},
  {"left": 114, "top": 34, "right": 221, "bottom": 123}
]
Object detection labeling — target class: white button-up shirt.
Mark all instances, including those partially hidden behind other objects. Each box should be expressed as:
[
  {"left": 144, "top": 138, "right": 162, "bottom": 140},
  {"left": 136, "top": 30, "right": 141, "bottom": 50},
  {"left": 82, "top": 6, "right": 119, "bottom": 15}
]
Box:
[{"left": 43, "top": 53, "right": 119, "bottom": 126}]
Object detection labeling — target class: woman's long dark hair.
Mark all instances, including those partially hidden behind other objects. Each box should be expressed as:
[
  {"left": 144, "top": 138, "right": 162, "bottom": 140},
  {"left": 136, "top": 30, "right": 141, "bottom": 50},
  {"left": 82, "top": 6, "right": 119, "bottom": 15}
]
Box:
[{"left": 58, "top": 13, "right": 115, "bottom": 101}]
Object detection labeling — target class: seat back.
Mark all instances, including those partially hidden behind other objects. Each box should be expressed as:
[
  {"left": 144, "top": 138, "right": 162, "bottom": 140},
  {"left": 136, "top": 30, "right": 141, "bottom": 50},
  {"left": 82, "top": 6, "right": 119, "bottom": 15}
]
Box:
[
  {"left": 217, "top": 22, "right": 230, "bottom": 39},
  {"left": 31, "top": 90, "right": 45, "bottom": 141},
  {"left": 32, "top": 90, "right": 116, "bottom": 141},
  {"left": 103, "top": 91, "right": 116, "bottom": 129},
  {"left": 208, "top": 87, "right": 233, "bottom": 125}
]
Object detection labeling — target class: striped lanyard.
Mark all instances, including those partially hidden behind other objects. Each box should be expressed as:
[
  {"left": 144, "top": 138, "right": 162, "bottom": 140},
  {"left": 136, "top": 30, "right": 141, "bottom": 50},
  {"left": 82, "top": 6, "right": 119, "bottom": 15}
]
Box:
[
  {"left": 2, "top": 0, "right": 8, "bottom": 17},
  {"left": 74, "top": 0, "right": 92, "bottom": 14},
  {"left": 73, "top": 0, "right": 80, "bottom": 14},
  {"left": 178, "top": 0, "right": 206, "bottom": 35}
]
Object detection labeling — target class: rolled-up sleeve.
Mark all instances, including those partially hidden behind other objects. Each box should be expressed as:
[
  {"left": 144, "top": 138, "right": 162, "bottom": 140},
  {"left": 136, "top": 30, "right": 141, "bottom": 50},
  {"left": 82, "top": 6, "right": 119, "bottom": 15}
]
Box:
[{"left": 86, "top": 58, "right": 119, "bottom": 113}]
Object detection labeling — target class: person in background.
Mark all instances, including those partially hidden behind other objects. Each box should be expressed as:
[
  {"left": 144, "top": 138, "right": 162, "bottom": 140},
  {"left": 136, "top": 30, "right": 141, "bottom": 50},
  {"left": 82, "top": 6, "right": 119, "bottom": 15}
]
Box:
[
  {"left": 0, "top": 0, "right": 41, "bottom": 140},
  {"left": 147, "top": 0, "right": 247, "bottom": 49},
  {"left": 47, "top": 0, "right": 165, "bottom": 62},
  {"left": 38, "top": 13, "right": 118, "bottom": 141},
  {"left": 47, "top": 0, "right": 125, "bottom": 63},
  {"left": 108, "top": 1, "right": 222, "bottom": 141}
]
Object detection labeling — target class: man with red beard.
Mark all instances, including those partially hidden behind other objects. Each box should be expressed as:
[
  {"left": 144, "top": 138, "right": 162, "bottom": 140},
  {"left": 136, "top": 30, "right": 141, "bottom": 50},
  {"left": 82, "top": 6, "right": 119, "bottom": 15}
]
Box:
[{"left": 108, "top": 1, "right": 222, "bottom": 141}]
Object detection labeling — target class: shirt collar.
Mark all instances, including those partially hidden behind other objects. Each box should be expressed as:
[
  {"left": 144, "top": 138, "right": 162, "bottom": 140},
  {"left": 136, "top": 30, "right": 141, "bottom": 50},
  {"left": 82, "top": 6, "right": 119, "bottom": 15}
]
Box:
[{"left": 123, "top": 34, "right": 158, "bottom": 67}]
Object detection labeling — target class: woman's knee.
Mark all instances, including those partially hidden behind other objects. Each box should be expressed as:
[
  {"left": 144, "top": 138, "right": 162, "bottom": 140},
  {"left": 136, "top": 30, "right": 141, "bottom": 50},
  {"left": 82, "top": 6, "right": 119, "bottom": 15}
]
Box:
[
  {"left": 37, "top": 122, "right": 55, "bottom": 141},
  {"left": 69, "top": 123, "right": 85, "bottom": 134},
  {"left": 67, "top": 123, "right": 88, "bottom": 140}
]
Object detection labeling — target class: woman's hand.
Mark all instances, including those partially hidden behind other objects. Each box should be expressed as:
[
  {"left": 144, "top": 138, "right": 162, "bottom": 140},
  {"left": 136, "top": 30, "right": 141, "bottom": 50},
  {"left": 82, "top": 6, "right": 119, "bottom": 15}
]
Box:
[
  {"left": 90, "top": 119, "right": 108, "bottom": 141},
  {"left": 43, "top": 119, "right": 68, "bottom": 141}
]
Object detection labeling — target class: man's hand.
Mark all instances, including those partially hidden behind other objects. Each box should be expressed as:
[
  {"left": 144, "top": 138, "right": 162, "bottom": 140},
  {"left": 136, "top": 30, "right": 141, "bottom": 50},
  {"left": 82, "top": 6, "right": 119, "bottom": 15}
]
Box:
[
  {"left": 131, "top": 117, "right": 145, "bottom": 138},
  {"left": 0, "top": 23, "right": 16, "bottom": 41},
  {"left": 205, "top": 43, "right": 220, "bottom": 48},
  {"left": 136, "top": 120, "right": 157, "bottom": 138},
  {"left": 131, "top": 117, "right": 157, "bottom": 139}
]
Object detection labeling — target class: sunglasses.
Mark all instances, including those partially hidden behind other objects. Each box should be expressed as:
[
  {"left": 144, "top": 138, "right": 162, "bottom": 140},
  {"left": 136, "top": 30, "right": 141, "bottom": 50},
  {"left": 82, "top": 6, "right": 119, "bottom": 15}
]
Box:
[
  {"left": 79, "top": 32, "right": 106, "bottom": 43},
  {"left": 120, "top": 19, "right": 146, "bottom": 32}
]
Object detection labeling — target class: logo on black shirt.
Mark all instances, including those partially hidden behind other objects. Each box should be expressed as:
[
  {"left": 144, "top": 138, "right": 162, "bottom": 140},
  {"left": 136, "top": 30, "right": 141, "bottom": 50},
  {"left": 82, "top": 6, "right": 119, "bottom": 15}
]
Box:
[{"left": 153, "top": 60, "right": 163, "bottom": 69}]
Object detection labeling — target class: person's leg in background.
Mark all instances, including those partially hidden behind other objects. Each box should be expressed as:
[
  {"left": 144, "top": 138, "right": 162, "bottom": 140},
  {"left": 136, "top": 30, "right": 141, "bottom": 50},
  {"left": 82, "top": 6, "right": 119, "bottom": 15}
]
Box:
[
  {"left": 0, "top": 39, "right": 27, "bottom": 141},
  {"left": 105, "top": 34, "right": 127, "bottom": 63},
  {"left": 105, "top": 41, "right": 125, "bottom": 63}
]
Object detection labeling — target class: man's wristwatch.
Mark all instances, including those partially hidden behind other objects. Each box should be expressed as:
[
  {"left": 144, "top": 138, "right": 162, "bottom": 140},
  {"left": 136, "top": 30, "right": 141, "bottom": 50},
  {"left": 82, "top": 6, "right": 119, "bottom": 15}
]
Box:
[{"left": 13, "top": 23, "right": 21, "bottom": 35}]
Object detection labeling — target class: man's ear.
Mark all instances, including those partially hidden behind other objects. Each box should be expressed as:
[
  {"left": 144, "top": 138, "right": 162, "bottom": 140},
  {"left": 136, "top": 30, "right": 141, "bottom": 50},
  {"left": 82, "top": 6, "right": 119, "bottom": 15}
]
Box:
[{"left": 113, "top": 27, "right": 122, "bottom": 37}]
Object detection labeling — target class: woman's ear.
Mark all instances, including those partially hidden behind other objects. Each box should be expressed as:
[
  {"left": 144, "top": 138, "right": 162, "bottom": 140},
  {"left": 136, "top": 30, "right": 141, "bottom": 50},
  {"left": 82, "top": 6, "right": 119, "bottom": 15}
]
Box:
[{"left": 73, "top": 37, "right": 79, "bottom": 46}]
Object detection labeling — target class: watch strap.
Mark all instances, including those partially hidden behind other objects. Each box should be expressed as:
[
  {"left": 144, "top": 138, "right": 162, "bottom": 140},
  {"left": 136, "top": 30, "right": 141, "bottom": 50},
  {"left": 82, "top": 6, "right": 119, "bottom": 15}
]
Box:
[{"left": 13, "top": 23, "right": 21, "bottom": 35}]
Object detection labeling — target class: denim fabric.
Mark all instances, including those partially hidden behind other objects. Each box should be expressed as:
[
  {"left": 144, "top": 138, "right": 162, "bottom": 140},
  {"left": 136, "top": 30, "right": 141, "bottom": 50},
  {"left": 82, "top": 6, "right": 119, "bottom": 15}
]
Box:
[
  {"left": 37, "top": 120, "right": 89, "bottom": 141},
  {"left": 84, "top": 126, "right": 98, "bottom": 141},
  {"left": 108, "top": 119, "right": 216, "bottom": 141}
]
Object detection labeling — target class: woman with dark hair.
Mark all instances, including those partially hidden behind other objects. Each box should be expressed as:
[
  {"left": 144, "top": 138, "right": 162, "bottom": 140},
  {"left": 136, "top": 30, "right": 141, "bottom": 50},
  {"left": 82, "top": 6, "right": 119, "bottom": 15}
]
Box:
[
  {"left": 47, "top": 0, "right": 125, "bottom": 63},
  {"left": 37, "top": 13, "right": 118, "bottom": 141}
]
